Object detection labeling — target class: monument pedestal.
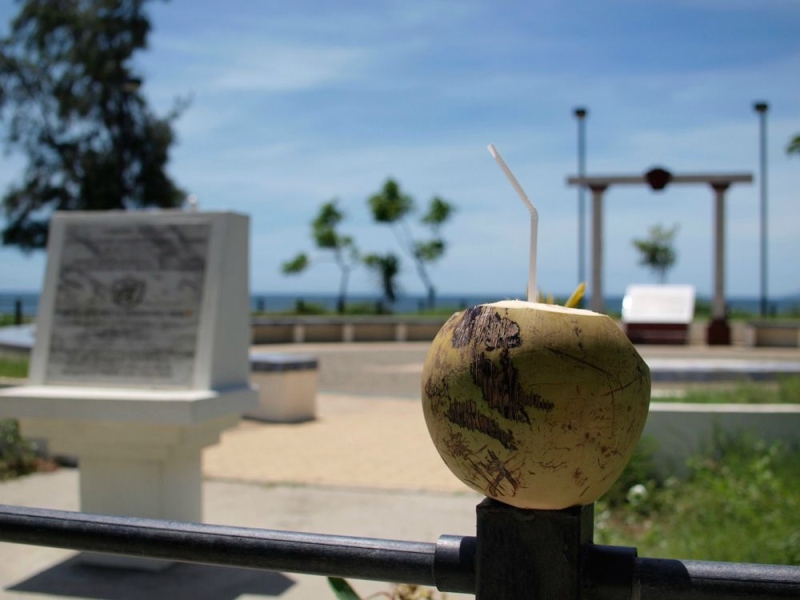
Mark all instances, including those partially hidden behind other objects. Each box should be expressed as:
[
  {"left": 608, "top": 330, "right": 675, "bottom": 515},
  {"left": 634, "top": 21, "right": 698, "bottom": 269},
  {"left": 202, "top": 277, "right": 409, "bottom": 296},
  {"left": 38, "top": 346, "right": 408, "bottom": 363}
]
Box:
[
  {"left": 0, "top": 386, "right": 255, "bottom": 569},
  {"left": 24, "top": 415, "right": 236, "bottom": 570}
]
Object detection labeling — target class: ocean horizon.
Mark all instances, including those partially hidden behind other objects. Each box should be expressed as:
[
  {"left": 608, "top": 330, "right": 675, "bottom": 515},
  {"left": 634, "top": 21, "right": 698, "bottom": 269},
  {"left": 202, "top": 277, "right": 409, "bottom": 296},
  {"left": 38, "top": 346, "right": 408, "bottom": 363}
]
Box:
[{"left": 1, "top": 290, "right": 799, "bottom": 317}]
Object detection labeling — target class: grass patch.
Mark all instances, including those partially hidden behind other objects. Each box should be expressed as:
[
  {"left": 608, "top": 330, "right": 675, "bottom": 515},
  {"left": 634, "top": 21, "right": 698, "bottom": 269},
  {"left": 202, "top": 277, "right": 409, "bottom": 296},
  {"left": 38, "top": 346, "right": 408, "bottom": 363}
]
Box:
[
  {"left": 658, "top": 377, "right": 800, "bottom": 404},
  {"left": 0, "top": 314, "right": 33, "bottom": 327},
  {"left": 597, "top": 434, "right": 800, "bottom": 564},
  {"left": 0, "top": 355, "right": 29, "bottom": 379}
]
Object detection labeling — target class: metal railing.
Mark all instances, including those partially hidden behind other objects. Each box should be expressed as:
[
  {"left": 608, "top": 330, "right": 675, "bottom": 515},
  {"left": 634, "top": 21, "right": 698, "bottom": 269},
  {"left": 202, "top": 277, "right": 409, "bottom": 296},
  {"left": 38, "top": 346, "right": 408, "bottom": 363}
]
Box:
[{"left": 1, "top": 500, "right": 799, "bottom": 599}]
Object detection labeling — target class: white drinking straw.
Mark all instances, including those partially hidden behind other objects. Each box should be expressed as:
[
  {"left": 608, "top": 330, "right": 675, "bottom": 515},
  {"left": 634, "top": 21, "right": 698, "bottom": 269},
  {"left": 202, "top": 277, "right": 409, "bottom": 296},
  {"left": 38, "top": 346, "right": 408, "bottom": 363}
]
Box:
[{"left": 487, "top": 144, "right": 538, "bottom": 301}]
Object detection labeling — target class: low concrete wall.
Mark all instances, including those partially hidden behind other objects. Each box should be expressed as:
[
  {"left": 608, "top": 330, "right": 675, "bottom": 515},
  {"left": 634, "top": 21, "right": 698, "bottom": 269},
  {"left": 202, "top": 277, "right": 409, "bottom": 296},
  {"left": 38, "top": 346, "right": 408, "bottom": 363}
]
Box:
[
  {"left": 687, "top": 320, "right": 800, "bottom": 348},
  {"left": 300, "top": 323, "right": 343, "bottom": 343},
  {"left": 251, "top": 317, "right": 798, "bottom": 346},
  {"left": 251, "top": 317, "right": 450, "bottom": 345},
  {"left": 643, "top": 402, "right": 800, "bottom": 475},
  {"left": 743, "top": 321, "right": 800, "bottom": 348},
  {"left": 251, "top": 323, "right": 295, "bottom": 344},
  {"left": 405, "top": 322, "right": 448, "bottom": 341},
  {"left": 687, "top": 321, "right": 750, "bottom": 345},
  {"left": 351, "top": 322, "right": 397, "bottom": 342}
]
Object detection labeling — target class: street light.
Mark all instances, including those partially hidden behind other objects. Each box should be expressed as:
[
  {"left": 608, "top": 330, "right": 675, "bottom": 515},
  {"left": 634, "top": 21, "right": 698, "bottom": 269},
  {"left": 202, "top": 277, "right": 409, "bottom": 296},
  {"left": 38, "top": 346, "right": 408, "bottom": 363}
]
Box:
[
  {"left": 118, "top": 76, "right": 142, "bottom": 206},
  {"left": 753, "top": 101, "right": 769, "bottom": 316},
  {"left": 573, "top": 107, "right": 588, "bottom": 291}
]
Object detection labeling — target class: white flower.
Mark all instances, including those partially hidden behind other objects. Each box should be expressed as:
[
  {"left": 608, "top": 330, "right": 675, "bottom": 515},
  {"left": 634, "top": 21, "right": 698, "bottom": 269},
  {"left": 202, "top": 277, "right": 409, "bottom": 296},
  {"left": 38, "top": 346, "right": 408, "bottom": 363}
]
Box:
[{"left": 627, "top": 484, "right": 648, "bottom": 506}]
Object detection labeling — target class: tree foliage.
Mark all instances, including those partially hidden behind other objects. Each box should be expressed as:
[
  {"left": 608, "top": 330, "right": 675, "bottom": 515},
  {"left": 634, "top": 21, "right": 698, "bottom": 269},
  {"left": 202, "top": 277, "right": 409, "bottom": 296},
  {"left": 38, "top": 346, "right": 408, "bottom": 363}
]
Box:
[
  {"left": 788, "top": 133, "right": 800, "bottom": 156},
  {"left": 367, "top": 178, "right": 454, "bottom": 308},
  {"left": 364, "top": 252, "right": 400, "bottom": 309},
  {"left": 281, "top": 200, "right": 359, "bottom": 313},
  {"left": 0, "top": 0, "right": 186, "bottom": 251},
  {"left": 281, "top": 253, "right": 308, "bottom": 274},
  {"left": 368, "top": 179, "right": 413, "bottom": 223},
  {"left": 632, "top": 223, "right": 679, "bottom": 284}
]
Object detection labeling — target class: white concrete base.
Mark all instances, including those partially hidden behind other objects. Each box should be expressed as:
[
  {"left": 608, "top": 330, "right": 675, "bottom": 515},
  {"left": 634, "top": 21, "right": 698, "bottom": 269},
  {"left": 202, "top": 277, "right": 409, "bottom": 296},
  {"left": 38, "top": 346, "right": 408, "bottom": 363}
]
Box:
[
  {"left": 77, "top": 444, "right": 198, "bottom": 570},
  {"left": 247, "top": 370, "right": 318, "bottom": 423},
  {"left": 0, "top": 385, "right": 257, "bottom": 424},
  {"left": 0, "top": 384, "right": 256, "bottom": 570},
  {"left": 643, "top": 402, "right": 800, "bottom": 475},
  {"left": 19, "top": 414, "right": 238, "bottom": 569}
]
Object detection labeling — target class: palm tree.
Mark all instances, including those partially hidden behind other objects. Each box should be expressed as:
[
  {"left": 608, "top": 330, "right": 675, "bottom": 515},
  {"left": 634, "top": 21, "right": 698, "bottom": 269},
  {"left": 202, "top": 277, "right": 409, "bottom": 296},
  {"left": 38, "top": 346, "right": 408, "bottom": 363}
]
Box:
[
  {"left": 632, "top": 224, "right": 678, "bottom": 284},
  {"left": 364, "top": 253, "right": 401, "bottom": 312}
]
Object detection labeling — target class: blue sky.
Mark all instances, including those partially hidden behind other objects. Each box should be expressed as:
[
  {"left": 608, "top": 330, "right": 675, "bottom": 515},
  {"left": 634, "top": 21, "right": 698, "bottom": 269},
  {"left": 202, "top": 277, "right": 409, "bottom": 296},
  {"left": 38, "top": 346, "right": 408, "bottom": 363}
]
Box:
[{"left": 1, "top": 0, "right": 799, "bottom": 300}]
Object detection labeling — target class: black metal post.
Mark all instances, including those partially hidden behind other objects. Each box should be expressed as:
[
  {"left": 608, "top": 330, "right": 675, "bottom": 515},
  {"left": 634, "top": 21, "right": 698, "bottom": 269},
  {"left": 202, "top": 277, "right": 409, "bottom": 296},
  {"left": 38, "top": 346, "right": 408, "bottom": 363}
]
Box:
[
  {"left": 14, "top": 298, "right": 23, "bottom": 325},
  {"left": 574, "top": 107, "right": 588, "bottom": 293},
  {"left": 753, "top": 101, "right": 769, "bottom": 317},
  {"left": 117, "top": 87, "right": 128, "bottom": 203},
  {"left": 475, "top": 498, "right": 593, "bottom": 599}
]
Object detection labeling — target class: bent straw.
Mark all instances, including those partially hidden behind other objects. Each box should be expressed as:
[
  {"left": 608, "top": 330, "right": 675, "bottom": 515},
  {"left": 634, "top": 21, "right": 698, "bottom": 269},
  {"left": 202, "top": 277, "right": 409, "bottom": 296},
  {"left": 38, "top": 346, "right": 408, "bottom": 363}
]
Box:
[{"left": 487, "top": 144, "right": 538, "bottom": 301}]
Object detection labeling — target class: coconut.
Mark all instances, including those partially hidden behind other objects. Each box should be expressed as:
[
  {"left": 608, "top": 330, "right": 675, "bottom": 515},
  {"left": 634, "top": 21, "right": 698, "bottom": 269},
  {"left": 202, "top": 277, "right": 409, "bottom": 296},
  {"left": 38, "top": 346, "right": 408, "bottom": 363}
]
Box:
[{"left": 421, "top": 299, "right": 651, "bottom": 510}]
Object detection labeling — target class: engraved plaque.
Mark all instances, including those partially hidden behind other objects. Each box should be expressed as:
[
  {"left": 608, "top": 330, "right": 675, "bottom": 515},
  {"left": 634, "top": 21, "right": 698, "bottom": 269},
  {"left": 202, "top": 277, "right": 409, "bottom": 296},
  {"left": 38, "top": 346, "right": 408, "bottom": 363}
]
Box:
[{"left": 44, "top": 221, "right": 210, "bottom": 388}]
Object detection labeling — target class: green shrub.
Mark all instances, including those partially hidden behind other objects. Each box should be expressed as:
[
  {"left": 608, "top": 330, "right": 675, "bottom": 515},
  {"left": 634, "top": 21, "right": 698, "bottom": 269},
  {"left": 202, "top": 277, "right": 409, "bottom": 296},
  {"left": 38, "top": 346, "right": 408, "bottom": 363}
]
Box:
[
  {"left": 0, "top": 419, "right": 38, "bottom": 481},
  {"left": 596, "top": 432, "right": 800, "bottom": 564},
  {"left": 294, "top": 300, "right": 329, "bottom": 315},
  {"left": 778, "top": 376, "right": 800, "bottom": 403},
  {"left": 600, "top": 436, "right": 661, "bottom": 510},
  {"left": 343, "top": 303, "right": 385, "bottom": 315}
]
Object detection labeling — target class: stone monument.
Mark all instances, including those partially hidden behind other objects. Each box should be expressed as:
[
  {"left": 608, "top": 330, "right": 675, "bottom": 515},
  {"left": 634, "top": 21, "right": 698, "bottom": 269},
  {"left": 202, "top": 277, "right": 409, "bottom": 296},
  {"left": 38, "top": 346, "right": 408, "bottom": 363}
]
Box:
[{"left": 0, "top": 210, "right": 258, "bottom": 569}]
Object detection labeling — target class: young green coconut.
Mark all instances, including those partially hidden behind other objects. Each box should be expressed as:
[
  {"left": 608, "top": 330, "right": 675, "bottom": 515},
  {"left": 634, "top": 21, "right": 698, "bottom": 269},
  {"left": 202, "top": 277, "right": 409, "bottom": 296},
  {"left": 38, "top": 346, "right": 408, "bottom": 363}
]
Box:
[
  {"left": 421, "top": 145, "right": 651, "bottom": 510},
  {"left": 421, "top": 294, "right": 651, "bottom": 510}
]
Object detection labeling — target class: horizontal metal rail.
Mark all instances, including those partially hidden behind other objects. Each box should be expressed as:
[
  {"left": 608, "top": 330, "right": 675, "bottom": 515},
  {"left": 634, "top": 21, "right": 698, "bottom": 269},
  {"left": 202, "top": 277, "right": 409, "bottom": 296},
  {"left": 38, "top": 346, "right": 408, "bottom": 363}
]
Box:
[
  {"left": 1, "top": 504, "right": 799, "bottom": 598},
  {"left": 585, "top": 544, "right": 800, "bottom": 600},
  {"left": 635, "top": 557, "right": 800, "bottom": 600},
  {"left": 0, "top": 504, "right": 475, "bottom": 593}
]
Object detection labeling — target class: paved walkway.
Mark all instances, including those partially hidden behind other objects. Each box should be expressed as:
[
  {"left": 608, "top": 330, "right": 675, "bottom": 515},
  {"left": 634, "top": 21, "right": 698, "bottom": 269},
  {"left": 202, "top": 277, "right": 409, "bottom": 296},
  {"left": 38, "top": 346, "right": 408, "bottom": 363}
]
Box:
[
  {"left": 1, "top": 341, "right": 799, "bottom": 599},
  {"left": 206, "top": 392, "right": 462, "bottom": 493},
  {"left": 208, "top": 342, "right": 800, "bottom": 492}
]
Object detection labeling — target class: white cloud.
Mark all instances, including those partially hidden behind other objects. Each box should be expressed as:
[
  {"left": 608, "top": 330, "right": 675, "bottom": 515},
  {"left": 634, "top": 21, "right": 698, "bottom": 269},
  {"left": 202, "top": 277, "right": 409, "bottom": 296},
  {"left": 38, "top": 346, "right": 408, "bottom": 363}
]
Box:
[{"left": 209, "top": 44, "right": 367, "bottom": 93}]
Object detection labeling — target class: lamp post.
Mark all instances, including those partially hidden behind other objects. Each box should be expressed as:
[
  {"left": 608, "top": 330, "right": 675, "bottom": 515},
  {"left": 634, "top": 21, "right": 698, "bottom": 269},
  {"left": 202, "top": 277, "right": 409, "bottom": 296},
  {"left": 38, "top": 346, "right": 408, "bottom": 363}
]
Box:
[
  {"left": 573, "top": 107, "right": 588, "bottom": 293},
  {"left": 753, "top": 101, "right": 769, "bottom": 317},
  {"left": 118, "top": 76, "right": 142, "bottom": 207}
]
